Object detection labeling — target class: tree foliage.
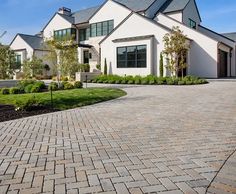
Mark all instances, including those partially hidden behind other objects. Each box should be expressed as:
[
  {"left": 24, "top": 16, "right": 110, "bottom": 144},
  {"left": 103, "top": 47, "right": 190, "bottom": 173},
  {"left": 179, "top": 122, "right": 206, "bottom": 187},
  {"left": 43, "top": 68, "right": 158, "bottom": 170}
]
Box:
[
  {"left": 22, "top": 56, "right": 44, "bottom": 78},
  {"left": 0, "top": 44, "right": 16, "bottom": 79},
  {"left": 159, "top": 53, "right": 164, "bottom": 77},
  {"left": 45, "top": 37, "right": 78, "bottom": 80},
  {"left": 104, "top": 58, "right": 107, "bottom": 75},
  {"left": 163, "top": 26, "right": 189, "bottom": 78}
]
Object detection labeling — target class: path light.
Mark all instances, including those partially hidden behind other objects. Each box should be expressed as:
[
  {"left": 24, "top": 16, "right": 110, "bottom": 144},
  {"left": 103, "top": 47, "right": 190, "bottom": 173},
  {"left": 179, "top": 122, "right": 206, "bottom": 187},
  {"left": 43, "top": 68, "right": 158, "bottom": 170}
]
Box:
[{"left": 50, "top": 86, "right": 53, "bottom": 109}]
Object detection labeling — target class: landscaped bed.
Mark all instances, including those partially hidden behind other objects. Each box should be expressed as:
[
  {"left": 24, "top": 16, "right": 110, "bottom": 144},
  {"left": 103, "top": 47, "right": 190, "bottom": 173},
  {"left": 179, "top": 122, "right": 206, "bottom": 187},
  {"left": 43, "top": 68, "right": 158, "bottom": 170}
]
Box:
[
  {"left": 90, "top": 75, "right": 208, "bottom": 85},
  {"left": 0, "top": 88, "right": 126, "bottom": 122}
]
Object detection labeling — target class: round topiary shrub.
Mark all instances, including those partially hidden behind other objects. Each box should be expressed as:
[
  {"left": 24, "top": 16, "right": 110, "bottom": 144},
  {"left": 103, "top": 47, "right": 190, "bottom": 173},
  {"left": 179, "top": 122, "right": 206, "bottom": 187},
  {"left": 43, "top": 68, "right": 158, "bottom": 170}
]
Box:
[
  {"left": 127, "top": 80, "right": 134, "bottom": 84},
  {"left": 48, "top": 82, "right": 58, "bottom": 91},
  {"left": 157, "top": 80, "right": 164, "bottom": 85},
  {"left": 1, "top": 88, "right": 10, "bottom": 95},
  {"left": 63, "top": 82, "right": 74, "bottom": 90},
  {"left": 115, "top": 80, "right": 121, "bottom": 84},
  {"left": 141, "top": 78, "right": 149, "bottom": 85},
  {"left": 10, "top": 87, "right": 20, "bottom": 94},
  {"left": 185, "top": 81, "right": 193, "bottom": 85},
  {"left": 167, "top": 79, "right": 175, "bottom": 85},
  {"left": 178, "top": 81, "right": 185, "bottom": 85},
  {"left": 149, "top": 79, "right": 155, "bottom": 85},
  {"left": 108, "top": 80, "right": 115, "bottom": 84},
  {"left": 74, "top": 81, "right": 83, "bottom": 88},
  {"left": 121, "top": 79, "right": 127, "bottom": 84},
  {"left": 31, "top": 85, "right": 41, "bottom": 93},
  {"left": 24, "top": 84, "right": 34, "bottom": 93}
]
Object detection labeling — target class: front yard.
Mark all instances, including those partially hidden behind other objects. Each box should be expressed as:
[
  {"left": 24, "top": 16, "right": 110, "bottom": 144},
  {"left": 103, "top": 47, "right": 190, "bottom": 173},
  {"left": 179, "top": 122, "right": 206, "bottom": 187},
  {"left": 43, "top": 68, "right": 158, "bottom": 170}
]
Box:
[{"left": 0, "top": 88, "right": 126, "bottom": 122}]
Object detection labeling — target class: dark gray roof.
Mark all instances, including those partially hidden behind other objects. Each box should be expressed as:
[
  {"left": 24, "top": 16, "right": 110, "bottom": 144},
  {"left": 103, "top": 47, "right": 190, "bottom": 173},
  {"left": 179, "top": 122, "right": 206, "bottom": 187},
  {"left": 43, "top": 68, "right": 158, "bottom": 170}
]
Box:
[
  {"left": 58, "top": 13, "right": 74, "bottom": 24},
  {"left": 161, "top": 0, "right": 190, "bottom": 13},
  {"left": 222, "top": 32, "right": 236, "bottom": 42},
  {"left": 18, "top": 34, "right": 43, "bottom": 49},
  {"left": 113, "top": 0, "right": 156, "bottom": 12},
  {"left": 71, "top": 6, "right": 101, "bottom": 24}
]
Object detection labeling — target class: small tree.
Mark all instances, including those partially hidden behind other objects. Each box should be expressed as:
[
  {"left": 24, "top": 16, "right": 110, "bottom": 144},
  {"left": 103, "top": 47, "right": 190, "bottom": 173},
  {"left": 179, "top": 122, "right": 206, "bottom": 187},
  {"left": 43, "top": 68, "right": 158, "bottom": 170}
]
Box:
[
  {"left": 159, "top": 53, "right": 164, "bottom": 77},
  {"left": 104, "top": 58, "right": 107, "bottom": 75},
  {"left": 45, "top": 36, "right": 78, "bottom": 81},
  {"left": 0, "top": 44, "right": 16, "bottom": 79},
  {"left": 163, "top": 26, "right": 189, "bottom": 78},
  {"left": 22, "top": 56, "right": 44, "bottom": 78}
]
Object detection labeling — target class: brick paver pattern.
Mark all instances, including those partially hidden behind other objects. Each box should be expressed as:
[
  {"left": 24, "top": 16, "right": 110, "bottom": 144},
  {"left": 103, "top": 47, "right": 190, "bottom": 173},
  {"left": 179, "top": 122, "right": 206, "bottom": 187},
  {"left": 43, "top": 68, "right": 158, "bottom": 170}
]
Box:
[{"left": 0, "top": 82, "right": 236, "bottom": 194}]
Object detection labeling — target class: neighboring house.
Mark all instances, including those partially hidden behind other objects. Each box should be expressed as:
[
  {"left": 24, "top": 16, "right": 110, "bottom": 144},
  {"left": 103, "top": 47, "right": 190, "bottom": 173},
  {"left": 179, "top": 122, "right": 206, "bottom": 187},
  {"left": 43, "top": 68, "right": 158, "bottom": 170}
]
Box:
[{"left": 10, "top": 0, "right": 236, "bottom": 78}]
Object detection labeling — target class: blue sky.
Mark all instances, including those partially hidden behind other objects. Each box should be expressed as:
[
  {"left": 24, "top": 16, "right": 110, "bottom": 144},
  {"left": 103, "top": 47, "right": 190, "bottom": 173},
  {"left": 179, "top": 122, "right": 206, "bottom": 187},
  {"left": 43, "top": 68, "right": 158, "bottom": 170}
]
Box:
[{"left": 0, "top": 0, "right": 236, "bottom": 44}]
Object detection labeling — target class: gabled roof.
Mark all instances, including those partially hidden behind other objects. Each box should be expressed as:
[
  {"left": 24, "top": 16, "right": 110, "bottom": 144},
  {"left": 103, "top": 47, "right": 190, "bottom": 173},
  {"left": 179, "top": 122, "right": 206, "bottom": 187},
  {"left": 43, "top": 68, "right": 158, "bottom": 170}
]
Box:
[
  {"left": 58, "top": 13, "right": 74, "bottom": 24},
  {"left": 222, "top": 32, "right": 236, "bottom": 42},
  {"left": 113, "top": 0, "right": 156, "bottom": 12},
  {"left": 18, "top": 34, "right": 43, "bottom": 49},
  {"left": 71, "top": 6, "right": 101, "bottom": 24},
  {"left": 161, "top": 0, "right": 190, "bottom": 13}
]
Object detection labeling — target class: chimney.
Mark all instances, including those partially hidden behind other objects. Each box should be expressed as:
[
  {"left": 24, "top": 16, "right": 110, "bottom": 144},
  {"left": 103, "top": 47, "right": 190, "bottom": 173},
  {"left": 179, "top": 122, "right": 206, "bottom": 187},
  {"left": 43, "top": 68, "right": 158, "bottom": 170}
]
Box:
[{"left": 58, "top": 7, "right": 71, "bottom": 15}]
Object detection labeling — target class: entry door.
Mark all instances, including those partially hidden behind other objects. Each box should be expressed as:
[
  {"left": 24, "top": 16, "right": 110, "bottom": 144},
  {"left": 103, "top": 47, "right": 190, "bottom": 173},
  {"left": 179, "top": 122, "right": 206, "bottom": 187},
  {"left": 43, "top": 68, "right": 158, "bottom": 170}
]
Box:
[
  {"left": 219, "top": 50, "right": 228, "bottom": 77},
  {"left": 83, "top": 50, "right": 89, "bottom": 64}
]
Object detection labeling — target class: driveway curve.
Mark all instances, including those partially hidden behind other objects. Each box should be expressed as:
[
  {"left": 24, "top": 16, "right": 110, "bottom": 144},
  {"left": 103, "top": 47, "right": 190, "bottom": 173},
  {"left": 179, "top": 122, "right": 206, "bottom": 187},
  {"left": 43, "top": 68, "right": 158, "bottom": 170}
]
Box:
[{"left": 0, "top": 82, "right": 236, "bottom": 194}]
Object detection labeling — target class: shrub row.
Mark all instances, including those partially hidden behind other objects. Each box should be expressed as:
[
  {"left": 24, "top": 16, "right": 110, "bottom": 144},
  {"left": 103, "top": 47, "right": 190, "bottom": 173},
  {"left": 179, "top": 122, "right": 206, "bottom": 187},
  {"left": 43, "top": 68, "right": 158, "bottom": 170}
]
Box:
[
  {"left": 91, "top": 75, "right": 208, "bottom": 85},
  {"left": 1, "top": 80, "right": 83, "bottom": 95}
]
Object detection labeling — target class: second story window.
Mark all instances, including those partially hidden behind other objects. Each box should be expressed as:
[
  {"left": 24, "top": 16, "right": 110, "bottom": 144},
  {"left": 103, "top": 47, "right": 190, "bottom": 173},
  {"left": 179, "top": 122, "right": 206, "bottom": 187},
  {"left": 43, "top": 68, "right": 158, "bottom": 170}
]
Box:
[
  {"left": 90, "top": 20, "right": 114, "bottom": 37},
  {"left": 54, "top": 28, "right": 77, "bottom": 41},
  {"left": 79, "top": 28, "right": 90, "bottom": 41},
  {"left": 189, "top": 19, "right": 196, "bottom": 29}
]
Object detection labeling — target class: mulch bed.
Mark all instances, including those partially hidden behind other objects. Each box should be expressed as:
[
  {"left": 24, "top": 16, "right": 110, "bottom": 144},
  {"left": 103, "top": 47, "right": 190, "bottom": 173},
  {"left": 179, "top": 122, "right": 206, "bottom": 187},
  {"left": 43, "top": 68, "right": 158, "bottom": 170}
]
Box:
[{"left": 0, "top": 104, "right": 58, "bottom": 122}]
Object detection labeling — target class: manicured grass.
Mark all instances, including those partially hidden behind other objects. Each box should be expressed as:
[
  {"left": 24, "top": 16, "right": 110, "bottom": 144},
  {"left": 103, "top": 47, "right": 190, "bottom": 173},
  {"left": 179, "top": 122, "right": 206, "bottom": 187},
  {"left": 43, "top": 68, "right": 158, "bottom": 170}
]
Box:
[{"left": 0, "top": 88, "right": 126, "bottom": 110}]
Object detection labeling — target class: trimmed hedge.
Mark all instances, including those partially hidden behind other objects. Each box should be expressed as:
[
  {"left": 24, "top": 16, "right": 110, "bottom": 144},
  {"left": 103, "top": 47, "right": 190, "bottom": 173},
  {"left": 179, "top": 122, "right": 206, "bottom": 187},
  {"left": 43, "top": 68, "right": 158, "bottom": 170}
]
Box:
[{"left": 92, "top": 75, "right": 208, "bottom": 85}]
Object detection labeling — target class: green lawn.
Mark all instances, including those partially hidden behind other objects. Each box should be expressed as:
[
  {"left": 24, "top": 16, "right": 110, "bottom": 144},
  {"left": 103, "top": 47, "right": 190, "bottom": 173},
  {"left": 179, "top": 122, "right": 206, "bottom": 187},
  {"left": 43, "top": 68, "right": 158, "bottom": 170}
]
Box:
[{"left": 0, "top": 88, "right": 126, "bottom": 110}]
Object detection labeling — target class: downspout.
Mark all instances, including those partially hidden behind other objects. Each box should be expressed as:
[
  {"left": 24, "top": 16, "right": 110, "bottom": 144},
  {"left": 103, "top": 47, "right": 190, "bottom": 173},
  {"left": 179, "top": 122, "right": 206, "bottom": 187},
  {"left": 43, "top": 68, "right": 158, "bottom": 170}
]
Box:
[{"left": 230, "top": 48, "right": 232, "bottom": 77}]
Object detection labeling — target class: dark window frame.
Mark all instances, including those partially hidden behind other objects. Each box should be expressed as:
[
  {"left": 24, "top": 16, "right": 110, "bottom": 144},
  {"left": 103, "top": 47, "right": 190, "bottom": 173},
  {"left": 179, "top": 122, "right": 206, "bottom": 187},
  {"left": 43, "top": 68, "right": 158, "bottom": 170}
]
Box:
[
  {"left": 117, "top": 45, "right": 147, "bottom": 68},
  {"left": 189, "top": 18, "right": 196, "bottom": 29},
  {"left": 54, "top": 28, "right": 77, "bottom": 41},
  {"left": 90, "top": 20, "right": 114, "bottom": 37}
]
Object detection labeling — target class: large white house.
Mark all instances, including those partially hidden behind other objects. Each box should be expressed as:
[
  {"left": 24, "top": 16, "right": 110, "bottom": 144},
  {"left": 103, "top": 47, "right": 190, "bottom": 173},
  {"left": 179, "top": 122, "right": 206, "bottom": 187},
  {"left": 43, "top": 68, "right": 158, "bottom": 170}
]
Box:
[{"left": 10, "top": 0, "right": 236, "bottom": 78}]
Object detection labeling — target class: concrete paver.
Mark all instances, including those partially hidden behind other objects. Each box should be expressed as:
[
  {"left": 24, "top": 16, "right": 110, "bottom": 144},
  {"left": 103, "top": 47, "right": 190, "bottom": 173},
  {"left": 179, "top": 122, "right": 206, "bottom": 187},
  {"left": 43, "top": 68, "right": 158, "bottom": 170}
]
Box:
[{"left": 0, "top": 82, "right": 236, "bottom": 193}]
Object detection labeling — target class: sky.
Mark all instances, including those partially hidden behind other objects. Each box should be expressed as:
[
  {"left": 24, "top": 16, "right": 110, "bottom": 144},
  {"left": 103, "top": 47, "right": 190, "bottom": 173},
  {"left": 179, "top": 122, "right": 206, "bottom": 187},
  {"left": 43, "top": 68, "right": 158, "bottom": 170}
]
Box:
[{"left": 0, "top": 0, "right": 236, "bottom": 45}]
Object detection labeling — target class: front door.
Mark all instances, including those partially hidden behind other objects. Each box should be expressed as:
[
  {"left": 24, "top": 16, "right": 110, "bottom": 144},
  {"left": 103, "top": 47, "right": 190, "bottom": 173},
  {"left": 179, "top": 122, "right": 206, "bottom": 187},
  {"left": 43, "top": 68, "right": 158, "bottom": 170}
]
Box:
[
  {"left": 219, "top": 50, "right": 228, "bottom": 77},
  {"left": 83, "top": 50, "right": 89, "bottom": 64}
]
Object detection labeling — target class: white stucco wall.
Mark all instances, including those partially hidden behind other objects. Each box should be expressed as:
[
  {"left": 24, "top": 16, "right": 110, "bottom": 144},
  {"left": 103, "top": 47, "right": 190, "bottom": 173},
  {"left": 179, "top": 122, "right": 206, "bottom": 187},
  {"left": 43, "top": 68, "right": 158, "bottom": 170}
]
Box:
[
  {"left": 34, "top": 50, "right": 54, "bottom": 75},
  {"left": 10, "top": 35, "right": 34, "bottom": 61},
  {"left": 43, "top": 14, "right": 72, "bottom": 39},
  {"left": 156, "top": 14, "right": 219, "bottom": 78},
  {"left": 100, "top": 13, "right": 170, "bottom": 76},
  {"left": 198, "top": 26, "right": 236, "bottom": 76},
  {"left": 183, "top": 0, "right": 201, "bottom": 27},
  {"left": 166, "top": 12, "right": 183, "bottom": 22},
  {"left": 85, "top": 0, "right": 132, "bottom": 71},
  {"left": 89, "top": 0, "right": 131, "bottom": 27}
]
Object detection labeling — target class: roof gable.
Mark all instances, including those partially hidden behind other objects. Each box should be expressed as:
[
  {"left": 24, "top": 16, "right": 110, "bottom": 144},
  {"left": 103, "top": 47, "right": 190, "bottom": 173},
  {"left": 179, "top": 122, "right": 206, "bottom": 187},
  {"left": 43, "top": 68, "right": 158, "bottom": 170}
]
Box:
[
  {"left": 71, "top": 6, "right": 101, "bottom": 24},
  {"left": 18, "top": 34, "right": 43, "bottom": 50},
  {"left": 113, "top": 0, "right": 157, "bottom": 12},
  {"left": 160, "top": 0, "right": 190, "bottom": 13}
]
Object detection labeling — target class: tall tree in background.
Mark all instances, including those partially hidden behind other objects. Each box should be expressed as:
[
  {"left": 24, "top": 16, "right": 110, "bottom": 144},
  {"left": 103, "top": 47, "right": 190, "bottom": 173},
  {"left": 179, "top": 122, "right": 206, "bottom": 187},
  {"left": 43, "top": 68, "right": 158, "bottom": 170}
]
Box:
[
  {"left": 163, "top": 26, "right": 189, "bottom": 78},
  {"left": 159, "top": 53, "right": 164, "bottom": 77}
]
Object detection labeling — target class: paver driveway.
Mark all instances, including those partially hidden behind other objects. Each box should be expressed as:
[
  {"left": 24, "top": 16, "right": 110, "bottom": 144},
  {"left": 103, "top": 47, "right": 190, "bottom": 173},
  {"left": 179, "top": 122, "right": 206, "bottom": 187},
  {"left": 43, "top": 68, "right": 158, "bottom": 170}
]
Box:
[{"left": 0, "top": 82, "right": 236, "bottom": 194}]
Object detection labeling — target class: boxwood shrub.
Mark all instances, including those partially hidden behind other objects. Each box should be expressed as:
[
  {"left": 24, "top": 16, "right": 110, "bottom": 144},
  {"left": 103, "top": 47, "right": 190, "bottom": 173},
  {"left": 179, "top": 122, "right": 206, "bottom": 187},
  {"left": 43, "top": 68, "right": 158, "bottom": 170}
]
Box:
[
  {"left": 91, "top": 75, "right": 208, "bottom": 86},
  {"left": 10, "top": 87, "right": 20, "bottom": 94},
  {"left": 1, "top": 88, "right": 10, "bottom": 95},
  {"left": 74, "top": 81, "right": 83, "bottom": 88}
]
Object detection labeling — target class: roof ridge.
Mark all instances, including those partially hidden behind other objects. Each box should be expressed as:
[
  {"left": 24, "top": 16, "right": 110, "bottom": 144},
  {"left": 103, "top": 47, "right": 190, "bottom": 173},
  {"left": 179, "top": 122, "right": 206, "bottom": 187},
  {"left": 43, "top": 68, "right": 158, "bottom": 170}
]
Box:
[
  {"left": 18, "top": 33, "right": 42, "bottom": 38},
  {"left": 72, "top": 5, "right": 101, "bottom": 14}
]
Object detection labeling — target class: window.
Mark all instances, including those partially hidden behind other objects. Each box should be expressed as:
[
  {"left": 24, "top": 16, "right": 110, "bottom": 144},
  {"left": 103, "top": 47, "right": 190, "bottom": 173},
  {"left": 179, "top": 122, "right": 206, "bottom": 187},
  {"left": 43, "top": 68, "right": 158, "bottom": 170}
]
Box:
[
  {"left": 117, "top": 45, "right": 147, "bottom": 68},
  {"left": 79, "top": 28, "right": 90, "bottom": 41},
  {"left": 90, "top": 24, "right": 97, "bottom": 37},
  {"left": 16, "top": 55, "right": 21, "bottom": 64},
  {"left": 90, "top": 20, "right": 114, "bottom": 37},
  {"left": 189, "top": 19, "right": 196, "bottom": 29},
  {"left": 54, "top": 28, "right": 77, "bottom": 40},
  {"left": 97, "top": 22, "right": 102, "bottom": 36}
]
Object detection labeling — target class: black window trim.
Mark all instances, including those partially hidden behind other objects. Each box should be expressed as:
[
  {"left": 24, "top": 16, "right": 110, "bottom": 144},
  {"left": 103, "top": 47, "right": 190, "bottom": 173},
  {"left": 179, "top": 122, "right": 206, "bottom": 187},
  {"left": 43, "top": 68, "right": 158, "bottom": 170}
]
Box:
[{"left": 117, "top": 45, "right": 147, "bottom": 68}]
